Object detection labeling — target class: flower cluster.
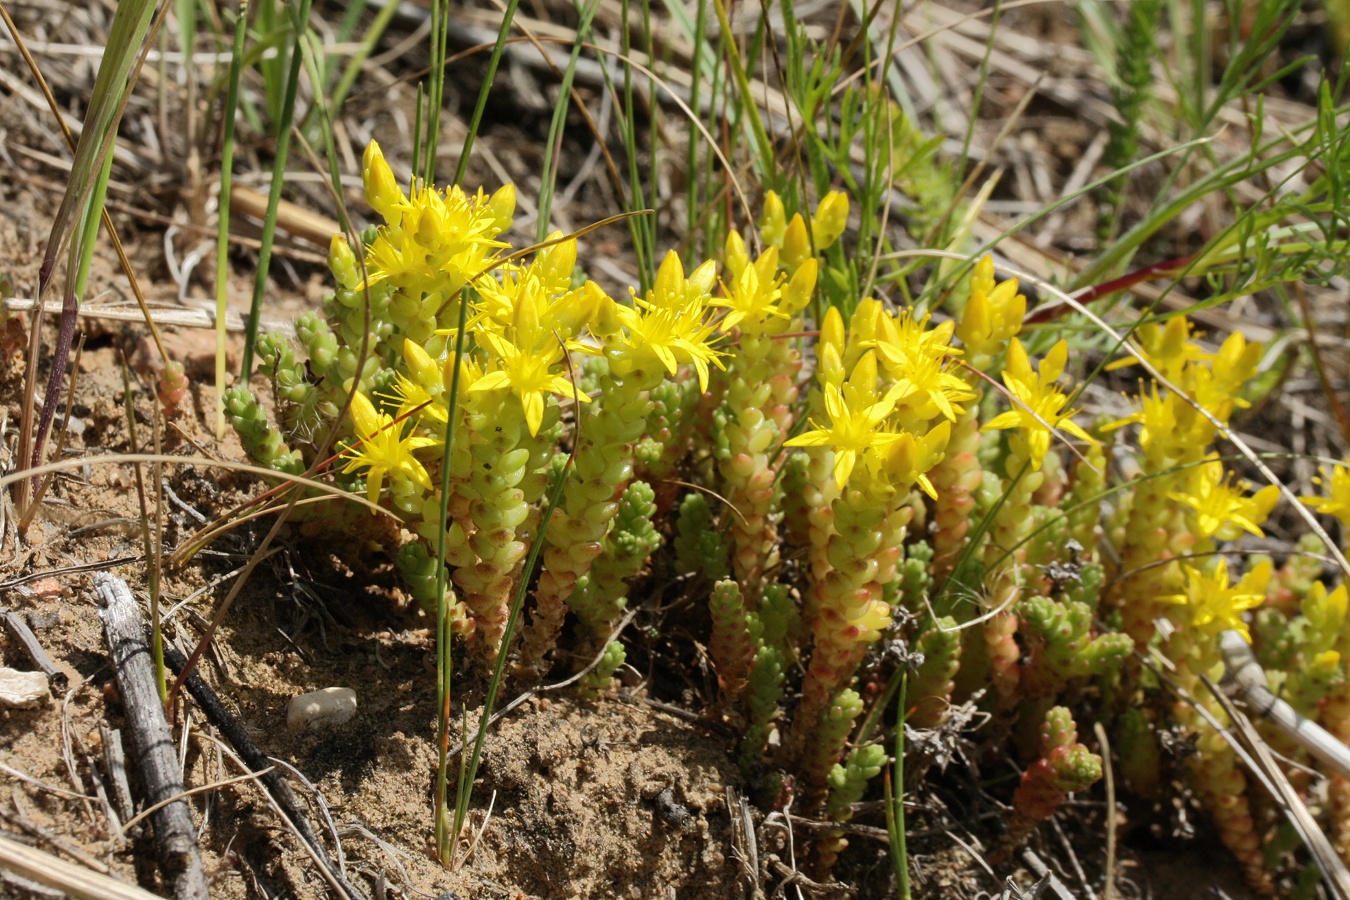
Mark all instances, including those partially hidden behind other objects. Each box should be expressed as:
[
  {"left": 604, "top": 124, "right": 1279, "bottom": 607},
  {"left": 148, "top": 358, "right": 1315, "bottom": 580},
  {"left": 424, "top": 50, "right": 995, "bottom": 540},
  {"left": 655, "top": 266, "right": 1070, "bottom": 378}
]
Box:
[{"left": 226, "top": 144, "right": 1350, "bottom": 889}]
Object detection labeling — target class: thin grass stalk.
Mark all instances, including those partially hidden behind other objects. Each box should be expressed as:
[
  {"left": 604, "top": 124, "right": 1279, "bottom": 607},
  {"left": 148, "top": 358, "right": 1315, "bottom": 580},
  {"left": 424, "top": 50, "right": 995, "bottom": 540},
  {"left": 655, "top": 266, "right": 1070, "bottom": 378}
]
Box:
[
  {"left": 535, "top": 0, "right": 604, "bottom": 242},
  {"left": 619, "top": 0, "right": 652, "bottom": 289},
  {"left": 328, "top": 0, "right": 400, "bottom": 119},
  {"left": 214, "top": 0, "right": 248, "bottom": 438},
  {"left": 21, "top": 334, "right": 85, "bottom": 527},
  {"left": 956, "top": 0, "right": 999, "bottom": 185},
  {"left": 860, "top": 16, "right": 902, "bottom": 302},
  {"left": 707, "top": 14, "right": 728, "bottom": 245},
  {"left": 257, "top": 0, "right": 289, "bottom": 132},
  {"left": 432, "top": 283, "right": 472, "bottom": 864},
  {"left": 121, "top": 362, "right": 167, "bottom": 700},
  {"left": 412, "top": 82, "right": 425, "bottom": 177},
  {"left": 175, "top": 0, "right": 198, "bottom": 148},
  {"left": 288, "top": 11, "right": 354, "bottom": 239},
  {"left": 712, "top": 0, "right": 773, "bottom": 179},
  {"left": 451, "top": 415, "right": 574, "bottom": 862},
  {"left": 884, "top": 673, "right": 911, "bottom": 900},
  {"left": 11, "top": 0, "right": 167, "bottom": 516},
  {"left": 641, "top": 0, "right": 658, "bottom": 268},
  {"left": 332, "top": 0, "right": 368, "bottom": 44},
  {"left": 452, "top": 0, "right": 521, "bottom": 186},
  {"left": 1185, "top": 0, "right": 1208, "bottom": 127},
  {"left": 423, "top": 0, "right": 447, "bottom": 183},
  {"left": 775, "top": 0, "right": 816, "bottom": 201},
  {"left": 239, "top": 0, "right": 313, "bottom": 380},
  {"left": 35, "top": 0, "right": 161, "bottom": 292},
  {"left": 18, "top": 148, "right": 115, "bottom": 528},
  {"left": 683, "top": 0, "right": 707, "bottom": 252},
  {"left": 151, "top": 399, "right": 165, "bottom": 703}
]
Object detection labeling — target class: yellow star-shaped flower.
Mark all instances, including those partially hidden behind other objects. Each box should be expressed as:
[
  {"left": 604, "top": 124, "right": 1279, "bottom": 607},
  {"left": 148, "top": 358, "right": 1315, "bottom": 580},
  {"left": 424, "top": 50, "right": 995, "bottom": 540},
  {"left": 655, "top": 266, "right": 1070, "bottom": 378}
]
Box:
[
  {"left": 341, "top": 391, "right": 439, "bottom": 508},
  {"left": 1168, "top": 456, "right": 1279, "bottom": 541},
  {"left": 785, "top": 354, "right": 902, "bottom": 490},
  {"left": 1161, "top": 559, "right": 1271, "bottom": 643},
  {"left": 983, "top": 339, "right": 1096, "bottom": 469},
  {"left": 1300, "top": 463, "right": 1350, "bottom": 529}
]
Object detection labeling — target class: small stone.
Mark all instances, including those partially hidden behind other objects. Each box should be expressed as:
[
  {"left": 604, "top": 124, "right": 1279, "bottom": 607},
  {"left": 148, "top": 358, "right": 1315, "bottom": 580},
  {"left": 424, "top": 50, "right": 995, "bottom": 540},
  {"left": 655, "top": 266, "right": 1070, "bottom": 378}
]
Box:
[
  {"left": 0, "top": 668, "right": 50, "bottom": 709},
  {"left": 287, "top": 687, "right": 357, "bottom": 732}
]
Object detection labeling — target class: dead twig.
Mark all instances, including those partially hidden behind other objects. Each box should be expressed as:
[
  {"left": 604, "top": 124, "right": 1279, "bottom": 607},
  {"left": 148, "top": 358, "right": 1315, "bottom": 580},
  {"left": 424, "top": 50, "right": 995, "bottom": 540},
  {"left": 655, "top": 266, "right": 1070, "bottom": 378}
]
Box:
[
  {"left": 1, "top": 607, "right": 67, "bottom": 691},
  {"left": 1220, "top": 629, "right": 1350, "bottom": 780},
  {"left": 1, "top": 799, "right": 112, "bottom": 874},
  {"left": 1092, "top": 721, "right": 1117, "bottom": 900},
  {"left": 0, "top": 830, "right": 165, "bottom": 900},
  {"left": 1201, "top": 670, "right": 1350, "bottom": 900},
  {"left": 1017, "top": 848, "right": 1076, "bottom": 900},
  {"left": 101, "top": 725, "right": 142, "bottom": 839},
  {"left": 96, "top": 572, "right": 208, "bottom": 900}
]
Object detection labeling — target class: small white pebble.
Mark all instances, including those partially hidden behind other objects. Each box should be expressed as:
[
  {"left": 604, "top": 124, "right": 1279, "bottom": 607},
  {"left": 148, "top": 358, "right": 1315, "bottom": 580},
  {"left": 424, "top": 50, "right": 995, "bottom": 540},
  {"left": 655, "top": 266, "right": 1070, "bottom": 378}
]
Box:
[
  {"left": 0, "top": 668, "right": 50, "bottom": 709},
  {"left": 287, "top": 687, "right": 357, "bottom": 732}
]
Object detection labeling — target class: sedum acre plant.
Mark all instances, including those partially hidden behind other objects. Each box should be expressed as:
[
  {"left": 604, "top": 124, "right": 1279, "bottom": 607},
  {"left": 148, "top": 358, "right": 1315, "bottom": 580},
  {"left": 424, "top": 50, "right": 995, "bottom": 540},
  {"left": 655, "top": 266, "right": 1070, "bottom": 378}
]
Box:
[{"left": 228, "top": 141, "right": 1350, "bottom": 891}]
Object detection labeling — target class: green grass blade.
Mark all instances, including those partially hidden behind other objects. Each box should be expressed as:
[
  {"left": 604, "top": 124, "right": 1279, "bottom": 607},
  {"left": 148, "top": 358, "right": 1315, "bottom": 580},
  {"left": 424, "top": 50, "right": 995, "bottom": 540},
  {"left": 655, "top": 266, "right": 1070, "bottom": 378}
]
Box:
[
  {"left": 432, "top": 285, "right": 471, "bottom": 864},
  {"left": 535, "top": 0, "right": 605, "bottom": 243},
  {"left": 239, "top": 0, "right": 314, "bottom": 380},
  {"left": 423, "top": 0, "right": 448, "bottom": 183},
  {"left": 885, "top": 674, "right": 911, "bottom": 900},
  {"left": 451, "top": 414, "right": 573, "bottom": 859},
  {"left": 453, "top": 0, "right": 522, "bottom": 186},
  {"left": 619, "top": 0, "right": 652, "bottom": 287},
  {"left": 712, "top": 0, "right": 774, "bottom": 179},
  {"left": 328, "top": 0, "right": 400, "bottom": 120},
  {"left": 215, "top": 1, "right": 248, "bottom": 438},
  {"left": 38, "top": 0, "right": 159, "bottom": 292}
]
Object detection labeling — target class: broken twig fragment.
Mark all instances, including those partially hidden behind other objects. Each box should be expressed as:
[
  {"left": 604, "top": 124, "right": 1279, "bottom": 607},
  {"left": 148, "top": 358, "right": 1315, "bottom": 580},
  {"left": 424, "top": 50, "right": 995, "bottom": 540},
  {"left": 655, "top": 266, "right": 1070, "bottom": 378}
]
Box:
[{"left": 2, "top": 607, "right": 68, "bottom": 692}]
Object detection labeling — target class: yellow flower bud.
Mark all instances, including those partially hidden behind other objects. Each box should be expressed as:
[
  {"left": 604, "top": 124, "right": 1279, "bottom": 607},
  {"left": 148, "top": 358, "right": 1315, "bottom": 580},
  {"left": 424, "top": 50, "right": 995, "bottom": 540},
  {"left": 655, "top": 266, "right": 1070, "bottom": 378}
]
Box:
[
  {"left": 724, "top": 231, "right": 750, "bottom": 282},
  {"left": 329, "top": 234, "right": 360, "bottom": 291},
  {"left": 821, "top": 305, "right": 846, "bottom": 361},
  {"left": 781, "top": 213, "right": 811, "bottom": 272},
  {"left": 489, "top": 183, "right": 517, "bottom": 234},
  {"left": 957, "top": 256, "right": 1024, "bottom": 354},
  {"left": 956, "top": 284, "right": 990, "bottom": 349},
  {"left": 403, "top": 338, "right": 441, "bottom": 394},
  {"left": 550, "top": 280, "right": 605, "bottom": 342},
  {"left": 759, "top": 191, "right": 787, "bottom": 248},
  {"left": 811, "top": 191, "right": 849, "bottom": 250},
  {"left": 687, "top": 258, "right": 719, "bottom": 298},
  {"left": 651, "top": 251, "right": 686, "bottom": 306},
  {"left": 513, "top": 283, "right": 541, "bottom": 338},
  {"left": 362, "top": 140, "right": 405, "bottom": 221},
  {"left": 781, "top": 257, "right": 817, "bottom": 316},
  {"left": 592, "top": 289, "right": 623, "bottom": 337},
  {"left": 849, "top": 349, "right": 879, "bottom": 394},
  {"left": 971, "top": 254, "right": 996, "bottom": 298},
  {"left": 847, "top": 298, "right": 885, "bottom": 366},
  {"left": 817, "top": 342, "right": 846, "bottom": 389},
  {"left": 416, "top": 201, "right": 448, "bottom": 249},
  {"left": 540, "top": 234, "right": 578, "bottom": 288}
]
